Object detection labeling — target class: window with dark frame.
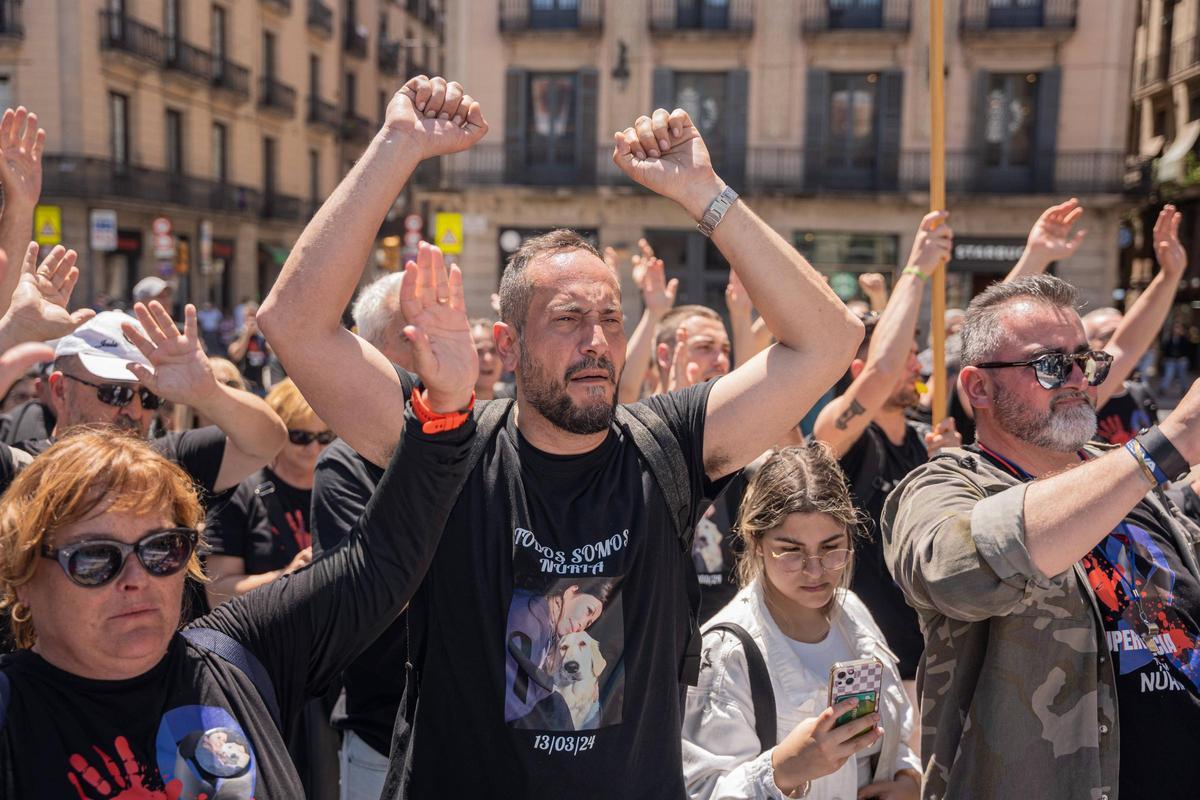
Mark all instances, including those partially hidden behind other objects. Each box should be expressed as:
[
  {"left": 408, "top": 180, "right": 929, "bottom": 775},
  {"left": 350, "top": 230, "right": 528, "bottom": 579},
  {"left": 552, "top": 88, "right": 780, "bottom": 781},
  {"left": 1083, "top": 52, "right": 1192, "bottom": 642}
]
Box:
[
  {"left": 263, "top": 32, "right": 277, "bottom": 79},
  {"left": 525, "top": 73, "right": 577, "bottom": 173},
  {"left": 310, "top": 55, "right": 321, "bottom": 98},
  {"left": 309, "top": 149, "right": 320, "bottom": 205},
  {"left": 673, "top": 72, "right": 728, "bottom": 163},
  {"left": 166, "top": 109, "right": 184, "bottom": 176},
  {"left": 827, "top": 73, "right": 878, "bottom": 171},
  {"left": 211, "top": 5, "right": 227, "bottom": 75},
  {"left": 212, "top": 122, "right": 228, "bottom": 183},
  {"left": 345, "top": 71, "right": 357, "bottom": 113},
  {"left": 164, "top": 0, "right": 180, "bottom": 60},
  {"left": 110, "top": 92, "right": 129, "bottom": 168},
  {"left": 263, "top": 136, "right": 277, "bottom": 197},
  {"left": 530, "top": 0, "right": 581, "bottom": 29},
  {"left": 983, "top": 73, "right": 1037, "bottom": 169}
]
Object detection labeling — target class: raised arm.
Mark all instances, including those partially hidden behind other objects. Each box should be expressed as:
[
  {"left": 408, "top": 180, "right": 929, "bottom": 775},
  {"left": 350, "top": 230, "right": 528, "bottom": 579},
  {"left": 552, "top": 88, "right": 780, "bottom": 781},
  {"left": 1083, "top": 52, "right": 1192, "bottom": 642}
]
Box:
[
  {"left": 612, "top": 109, "right": 864, "bottom": 479},
  {"left": 812, "top": 212, "right": 952, "bottom": 456},
  {"left": 858, "top": 272, "right": 889, "bottom": 313},
  {"left": 1004, "top": 198, "right": 1086, "bottom": 283},
  {"left": 122, "top": 302, "right": 287, "bottom": 491},
  {"left": 619, "top": 254, "right": 676, "bottom": 403},
  {"left": 0, "top": 108, "right": 45, "bottom": 319},
  {"left": 1096, "top": 205, "right": 1186, "bottom": 407},
  {"left": 257, "top": 75, "right": 487, "bottom": 466}
]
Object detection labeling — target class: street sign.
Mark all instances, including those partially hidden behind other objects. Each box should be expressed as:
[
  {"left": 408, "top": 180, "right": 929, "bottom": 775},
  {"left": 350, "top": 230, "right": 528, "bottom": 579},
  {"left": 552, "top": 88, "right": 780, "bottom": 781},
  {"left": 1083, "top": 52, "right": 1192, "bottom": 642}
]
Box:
[
  {"left": 35, "top": 205, "right": 62, "bottom": 247},
  {"left": 152, "top": 216, "right": 175, "bottom": 260},
  {"left": 89, "top": 209, "right": 118, "bottom": 252},
  {"left": 403, "top": 230, "right": 422, "bottom": 248},
  {"left": 152, "top": 216, "right": 172, "bottom": 236},
  {"left": 404, "top": 213, "right": 423, "bottom": 232},
  {"left": 199, "top": 220, "right": 213, "bottom": 274},
  {"left": 434, "top": 212, "right": 463, "bottom": 255}
]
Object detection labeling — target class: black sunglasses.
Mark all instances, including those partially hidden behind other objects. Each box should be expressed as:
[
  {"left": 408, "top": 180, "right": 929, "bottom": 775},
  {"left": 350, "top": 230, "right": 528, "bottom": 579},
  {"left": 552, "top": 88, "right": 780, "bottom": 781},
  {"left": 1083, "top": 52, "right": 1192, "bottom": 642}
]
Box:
[
  {"left": 63, "top": 374, "right": 163, "bottom": 411},
  {"left": 976, "top": 350, "right": 1113, "bottom": 390},
  {"left": 288, "top": 429, "right": 335, "bottom": 446},
  {"left": 40, "top": 527, "right": 198, "bottom": 588}
]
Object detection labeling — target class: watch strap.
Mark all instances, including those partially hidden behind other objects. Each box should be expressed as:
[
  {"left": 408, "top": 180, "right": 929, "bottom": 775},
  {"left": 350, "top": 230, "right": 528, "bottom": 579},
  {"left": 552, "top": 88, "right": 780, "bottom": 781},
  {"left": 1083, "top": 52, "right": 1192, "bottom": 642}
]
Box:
[{"left": 697, "top": 186, "right": 739, "bottom": 237}]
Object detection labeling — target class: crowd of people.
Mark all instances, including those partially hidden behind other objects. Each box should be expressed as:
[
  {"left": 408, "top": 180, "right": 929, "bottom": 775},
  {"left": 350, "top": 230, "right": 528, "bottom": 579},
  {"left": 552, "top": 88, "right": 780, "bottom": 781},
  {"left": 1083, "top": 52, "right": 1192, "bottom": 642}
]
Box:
[{"left": 0, "top": 76, "right": 1196, "bottom": 800}]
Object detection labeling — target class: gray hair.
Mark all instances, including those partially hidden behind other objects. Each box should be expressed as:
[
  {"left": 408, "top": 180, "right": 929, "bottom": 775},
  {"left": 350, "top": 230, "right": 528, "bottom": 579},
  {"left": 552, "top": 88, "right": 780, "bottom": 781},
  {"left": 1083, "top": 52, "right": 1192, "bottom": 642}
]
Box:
[
  {"left": 960, "top": 275, "right": 1080, "bottom": 367},
  {"left": 352, "top": 272, "right": 405, "bottom": 349}
]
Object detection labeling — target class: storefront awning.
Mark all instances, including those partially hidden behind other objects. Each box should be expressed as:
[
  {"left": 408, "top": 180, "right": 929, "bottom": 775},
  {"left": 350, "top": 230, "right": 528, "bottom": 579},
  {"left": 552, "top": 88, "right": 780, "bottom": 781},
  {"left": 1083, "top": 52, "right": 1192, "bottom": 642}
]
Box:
[{"left": 1155, "top": 121, "right": 1200, "bottom": 185}]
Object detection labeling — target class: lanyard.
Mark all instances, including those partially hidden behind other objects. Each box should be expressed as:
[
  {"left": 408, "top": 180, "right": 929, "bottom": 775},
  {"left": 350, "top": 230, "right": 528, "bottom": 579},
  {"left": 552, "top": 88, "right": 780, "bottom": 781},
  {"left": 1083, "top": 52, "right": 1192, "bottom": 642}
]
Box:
[{"left": 975, "top": 441, "right": 1167, "bottom": 660}]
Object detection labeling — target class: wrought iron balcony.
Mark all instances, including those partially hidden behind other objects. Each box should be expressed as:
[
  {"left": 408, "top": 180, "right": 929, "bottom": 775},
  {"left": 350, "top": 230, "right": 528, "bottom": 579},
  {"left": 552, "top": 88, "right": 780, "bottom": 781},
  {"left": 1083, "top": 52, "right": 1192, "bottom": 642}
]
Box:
[
  {"left": 1170, "top": 37, "right": 1200, "bottom": 80},
  {"left": 307, "top": 96, "right": 340, "bottom": 130},
  {"left": 499, "top": 0, "right": 603, "bottom": 32},
  {"left": 307, "top": 0, "right": 334, "bottom": 36},
  {"left": 960, "top": 0, "right": 1076, "bottom": 32},
  {"left": 260, "top": 0, "right": 293, "bottom": 13},
  {"left": 649, "top": 0, "right": 753, "bottom": 34},
  {"left": 99, "top": 11, "right": 165, "bottom": 64},
  {"left": 378, "top": 40, "right": 402, "bottom": 75},
  {"left": 340, "top": 111, "right": 376, "bottom": 143},
  {"left": 212, "top": 58, "right": 251, "bottom": 100},
  {"left": 800, "top": 0, "right": 910, "bottom": 34},
  {"left": 259, "top": 76, "right": 298, "bottom": 117},
  {"left": 344, "top": 22, "right": 369, "bottom": 58},
  {"left": 165, "top": 39, "right": 214, "bottom": 82},
  {"left": 42, "top": 155, "right": 263, "bottom": 215},
  {"left": 261, "top": 192, "right": 304, "bottom": 221}
]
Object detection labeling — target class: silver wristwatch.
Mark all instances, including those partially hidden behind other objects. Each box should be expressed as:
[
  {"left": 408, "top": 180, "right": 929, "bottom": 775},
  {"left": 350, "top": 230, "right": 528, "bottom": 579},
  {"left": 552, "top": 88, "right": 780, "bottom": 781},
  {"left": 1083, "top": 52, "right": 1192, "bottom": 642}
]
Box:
[{"left": 696, "top": 186, "right": 739, "bottom": 237}]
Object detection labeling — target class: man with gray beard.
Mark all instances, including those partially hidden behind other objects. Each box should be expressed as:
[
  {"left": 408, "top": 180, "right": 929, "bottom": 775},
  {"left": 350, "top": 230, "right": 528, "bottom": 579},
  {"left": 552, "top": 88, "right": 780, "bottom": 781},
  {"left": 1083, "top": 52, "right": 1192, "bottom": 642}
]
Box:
[{"left": 882, "top": 274, "right": 1200, "bottom": 800}]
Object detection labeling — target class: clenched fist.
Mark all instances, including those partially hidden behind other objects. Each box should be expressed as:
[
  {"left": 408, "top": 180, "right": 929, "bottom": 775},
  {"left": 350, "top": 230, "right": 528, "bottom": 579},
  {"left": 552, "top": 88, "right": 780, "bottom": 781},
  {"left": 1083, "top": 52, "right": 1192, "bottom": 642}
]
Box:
[{"left": 385, "top": 75, "right": 488, "bottom": 160}]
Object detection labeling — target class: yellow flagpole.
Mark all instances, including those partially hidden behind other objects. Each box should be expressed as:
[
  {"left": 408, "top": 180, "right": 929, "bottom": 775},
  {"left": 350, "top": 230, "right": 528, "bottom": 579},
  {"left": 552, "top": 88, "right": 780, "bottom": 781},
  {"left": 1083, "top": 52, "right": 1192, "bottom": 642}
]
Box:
[{"left": 929, "top": 0, "right": 947, "bottom": 425}]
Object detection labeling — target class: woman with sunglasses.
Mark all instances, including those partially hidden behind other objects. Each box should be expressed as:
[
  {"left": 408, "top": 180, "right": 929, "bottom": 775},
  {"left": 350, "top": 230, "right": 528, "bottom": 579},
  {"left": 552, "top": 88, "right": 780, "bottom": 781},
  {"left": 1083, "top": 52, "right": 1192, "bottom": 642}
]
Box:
[
  {"left": 205, "top": 379, "right": 334, "bottom": 606},
  {"left": 0, "top": 398, "right": 472, "bottom": 797},
  {"left": 682, "top": 444, "right": 920, "bottom": 800}
]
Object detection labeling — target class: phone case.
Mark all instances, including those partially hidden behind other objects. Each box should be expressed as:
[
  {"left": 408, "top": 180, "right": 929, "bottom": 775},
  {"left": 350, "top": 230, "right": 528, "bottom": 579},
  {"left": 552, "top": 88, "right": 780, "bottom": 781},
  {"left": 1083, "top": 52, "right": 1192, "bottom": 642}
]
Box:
[{"left": 827, "top": 657, "right": 884, "bottom": 727}]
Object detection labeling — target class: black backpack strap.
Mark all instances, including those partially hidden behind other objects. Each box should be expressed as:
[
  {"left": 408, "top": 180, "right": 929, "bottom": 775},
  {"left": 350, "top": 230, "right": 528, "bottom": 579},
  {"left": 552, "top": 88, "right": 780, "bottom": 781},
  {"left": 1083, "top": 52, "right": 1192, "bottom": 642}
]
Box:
[
  {"left": 849, "top": 425, "right": 888, "bottom": 513},
  {"left": 182, "top": 627, "right": 282, "bottom": 732},
  {"left": 708, "top": 622, "right": 777, "bottom": 753},
  {"left": 0, "top": 670, "right": 8, "bottom": 732},
  {"left": 614, "top": 403, "right": 691, "bottom": 550}
]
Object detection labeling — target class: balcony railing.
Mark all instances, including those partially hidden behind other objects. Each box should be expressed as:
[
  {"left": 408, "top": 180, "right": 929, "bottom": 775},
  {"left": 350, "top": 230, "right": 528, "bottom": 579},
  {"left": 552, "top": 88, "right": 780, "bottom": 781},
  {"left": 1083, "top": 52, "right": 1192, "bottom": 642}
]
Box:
[
  {"left": 0, "top": 0, "right": 23, "bottom": 39},
  {"left": 308, "top": 96, "right": 340, "bottom": 129},
  {"left": 800, "top": 0, "right": 910, "bottom": 33},
  {"left": 262, "top": 192, "right": 304, "bottom": 221},
  {"left": 344, "top": 22, "right": 369, "bottom": 57},
  {"left": 650, "top": 0, "right": 754, "bottom": 34},
  {"left": 407, "top": 0, "right": 441, "bottom": 28},
  {"left": 1170, "top": 38, "right": 1200, "bottom": 80},
  {"left": 378, "top": 40, "right": 402, "bottom": 74},
  {"left": 42, "top": 155, "right": 263, "bottom": 215},
  {"left": 165, "top": 39, "right": 214, "bottom": 82},
  {"left": 260, "top": 0, "right": 292, "bottom": 12},
  {"left": 307, "top": 0, "right": 334, "bottom": 36},
  {"left": 1138, "top": 52, "right": 1170, "bottom": 89},
  {"left": 259, "top": 76, "right": 297, "bottom": 116},
  {"left": 212, "top": 58, "right": 251, "bottom": 100},
  {"left": 341, "top": 111, "right": 376, "bottom": 143},
  {"left": 99, "top": 11, "right": 165, "bottom": 64},
  {"left": 896, "top": 150, "right": 1125, "bottom": 195},
  {"left": 960, "top": 0, "right": 1076, "bottom": 32},
  {"left": 499, "top": 0, "right": 604, "bottom": 32}
]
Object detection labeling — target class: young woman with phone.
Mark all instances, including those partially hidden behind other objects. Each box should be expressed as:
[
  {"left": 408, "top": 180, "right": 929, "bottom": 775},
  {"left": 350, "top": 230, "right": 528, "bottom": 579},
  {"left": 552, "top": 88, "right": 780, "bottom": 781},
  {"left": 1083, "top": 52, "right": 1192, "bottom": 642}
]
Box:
[{"left": 681, "top": 444, "right": 921, "bottom": 800}]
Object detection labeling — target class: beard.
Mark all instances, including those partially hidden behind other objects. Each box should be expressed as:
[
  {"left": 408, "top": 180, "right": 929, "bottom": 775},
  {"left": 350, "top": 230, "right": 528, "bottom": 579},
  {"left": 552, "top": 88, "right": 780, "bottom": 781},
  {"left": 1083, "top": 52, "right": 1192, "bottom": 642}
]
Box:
[
  {"left": 518, "top": 349, "right": 617, "bottom": 435},
  {"left": 992, "top": 383, "right": 1097, "bottom": 452},
  {"left": 885, "top": 381, "right": 920, "bottom": 410}
]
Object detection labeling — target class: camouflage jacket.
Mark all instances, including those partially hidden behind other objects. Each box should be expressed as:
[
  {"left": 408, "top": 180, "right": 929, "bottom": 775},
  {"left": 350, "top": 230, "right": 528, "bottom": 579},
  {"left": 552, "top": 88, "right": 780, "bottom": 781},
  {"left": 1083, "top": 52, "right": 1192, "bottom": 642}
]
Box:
[{"left": 880, "top": 445, "right": 1200, "bottom": 800}]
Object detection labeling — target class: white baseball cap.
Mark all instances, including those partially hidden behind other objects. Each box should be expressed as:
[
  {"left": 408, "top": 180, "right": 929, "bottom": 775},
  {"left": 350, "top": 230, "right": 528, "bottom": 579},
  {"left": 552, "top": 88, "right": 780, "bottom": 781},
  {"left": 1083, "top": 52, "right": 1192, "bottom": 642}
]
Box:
[
  {"left": 132, "top": 276, "right": 173, "bottom": 303},
  {"left": 54, "top": 311, "right": 151, "bottom": 382}
]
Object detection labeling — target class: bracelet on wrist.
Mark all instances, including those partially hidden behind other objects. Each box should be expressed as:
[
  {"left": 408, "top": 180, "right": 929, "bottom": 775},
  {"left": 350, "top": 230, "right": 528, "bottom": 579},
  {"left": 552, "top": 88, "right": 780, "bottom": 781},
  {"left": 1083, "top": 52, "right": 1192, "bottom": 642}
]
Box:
[
  {"left": 1137, "top": 426, "right": 1190, "bottom": 483},
  {"left": 411, "top": 388, "right": 475, "bottom": 434},
  {"left": 902, "top": 265, "right": 930, "bottom": 281},
  {"left": 1125, "top": 440, "right": 1163, "bottom": 488}
]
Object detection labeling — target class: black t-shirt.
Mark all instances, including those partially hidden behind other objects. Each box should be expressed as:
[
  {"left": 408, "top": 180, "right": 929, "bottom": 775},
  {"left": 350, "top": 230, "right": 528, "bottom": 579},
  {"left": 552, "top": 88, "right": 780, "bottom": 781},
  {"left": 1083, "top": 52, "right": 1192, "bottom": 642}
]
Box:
[
  {"left": 207, "top": 468, "right": 312, "bottom": 576},
  {"left": 0, "top": 400, "right": 53, "bottom": 445},
  {"left": 239, "top": 334, "right": 271, "bottom": 389},
  {"left": 692, "top": 474, "right": 748, "bottom": 624},
  {"left": 1094, "top": 382, "right": 1157, "bottom": 445},
  {"left": 384, "top": 383, "right": 726, "bottom": 799},
  {"left": 1081, "top": 503, "right": 1200, "bottom": 800},
  {"left": 839, "top": 421, "right": 928, "bottom": 679},
  {"left": 0, "top": 412, "right": 474, "bottom": 799}
]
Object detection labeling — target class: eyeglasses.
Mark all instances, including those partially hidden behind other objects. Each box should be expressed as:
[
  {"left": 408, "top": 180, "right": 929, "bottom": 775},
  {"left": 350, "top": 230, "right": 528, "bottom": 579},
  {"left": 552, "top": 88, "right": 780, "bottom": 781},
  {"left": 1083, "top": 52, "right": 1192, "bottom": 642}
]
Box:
[
  {"left": 769, "top": 547, "right": 852, "bottom": 573},
  {"left": 976, "top": 350, "right": 1113, "bottom": 390},
  {"left": 62, "top": 374, "right": 163, "bottom": 411},
  {"left": 288, "top": 429, "right": 335, "bottom": 446},
  {"left": 40, "top": 527, "right": 198, "bottom": 588}
]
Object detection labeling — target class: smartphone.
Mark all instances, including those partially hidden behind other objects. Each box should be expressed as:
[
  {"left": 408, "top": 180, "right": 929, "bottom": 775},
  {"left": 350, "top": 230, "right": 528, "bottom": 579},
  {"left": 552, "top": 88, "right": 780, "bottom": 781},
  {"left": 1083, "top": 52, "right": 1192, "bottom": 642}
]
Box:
[{"left": 827, "top": 657, "right": 884, "bottom": 729}]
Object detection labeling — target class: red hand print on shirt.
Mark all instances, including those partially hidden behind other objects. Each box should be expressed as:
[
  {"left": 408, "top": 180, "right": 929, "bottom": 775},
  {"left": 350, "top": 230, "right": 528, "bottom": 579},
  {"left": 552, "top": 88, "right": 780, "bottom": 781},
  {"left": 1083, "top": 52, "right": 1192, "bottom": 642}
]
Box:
[
  {"left": 270, "top": 509, "right": 311, "bottom": 551},
  {"left": 66, "top": 736, "right": 184, "bottom": 800}
]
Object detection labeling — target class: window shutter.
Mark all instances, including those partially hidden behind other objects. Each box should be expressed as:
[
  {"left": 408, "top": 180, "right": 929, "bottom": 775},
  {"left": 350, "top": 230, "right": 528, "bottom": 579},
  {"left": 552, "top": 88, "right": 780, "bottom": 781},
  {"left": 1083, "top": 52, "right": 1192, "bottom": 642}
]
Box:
[
  {"left": 505, "top": 68, "right": 528, "bottom": 183},
  {"left": 804, "top": 69, "right": 829, "bottom": 190},
  {"left": 875, "top": 71, "right": 903, "bottom": 190},
  {"left": 968, "top": 70, "right": 990, "bottom": 192},
  {"left": 576, "top": 68, "right": 599, "bottom": 184},
  {"left": 724, "top": 69, "right": 749, "bottom": 189},
  {"left": 1032, "top": 67, "right": 1061, "bottom": 193},
  {"left": 653, "top": 68, "right": 675, "bottom": 112}
]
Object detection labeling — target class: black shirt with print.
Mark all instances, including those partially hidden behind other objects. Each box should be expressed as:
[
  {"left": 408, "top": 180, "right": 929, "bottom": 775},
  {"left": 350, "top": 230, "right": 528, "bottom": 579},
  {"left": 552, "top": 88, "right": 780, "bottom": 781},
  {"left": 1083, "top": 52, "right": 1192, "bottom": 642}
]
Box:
[
  {"left": 1081, "top": 503, "right": 1200, "bottom": 800},
  {"left": 207, "top": 467, "right": 312, "bottom": 576},
  {"left": 0, "top": 412, "right": 473, "bottom": 799},
  {"left": 383, "top": 382, "right": 728, "bottom": 799},
  {"left": 693, "top": 474, "right": 748, "bottom": 624}
]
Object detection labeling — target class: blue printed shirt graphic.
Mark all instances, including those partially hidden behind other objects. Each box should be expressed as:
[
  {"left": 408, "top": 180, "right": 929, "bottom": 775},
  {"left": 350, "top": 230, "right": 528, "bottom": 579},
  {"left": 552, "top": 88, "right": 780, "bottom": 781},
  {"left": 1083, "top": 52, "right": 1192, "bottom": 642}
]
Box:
[{"left": 156, "top": 705, "right": 258, "bottom": 799}]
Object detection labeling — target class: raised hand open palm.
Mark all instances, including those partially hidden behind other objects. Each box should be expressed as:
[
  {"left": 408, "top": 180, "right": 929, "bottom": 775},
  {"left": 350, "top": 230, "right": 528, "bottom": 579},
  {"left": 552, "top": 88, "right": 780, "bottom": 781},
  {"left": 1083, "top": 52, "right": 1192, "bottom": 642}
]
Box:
[
  {"left": 385, "top": 75, "right": 488, "bottom": 159},
  {"left": 5, "top": 243, "right": 94, "bottom": 342},
  {"left": 1027, "top": 198, "right": 1086, "bottom": 261},
  {"left": 399, "top": 242, "right": 478, "bottom": 410},
  {"left": 0, "top": 107, "right": 44, "bottom": 208},
  {"left": 1153, "top": 204, "right": 1187, "bottom": 277},
  {"left": 121, "top": 302, "right": 215, "bottom": 403}
]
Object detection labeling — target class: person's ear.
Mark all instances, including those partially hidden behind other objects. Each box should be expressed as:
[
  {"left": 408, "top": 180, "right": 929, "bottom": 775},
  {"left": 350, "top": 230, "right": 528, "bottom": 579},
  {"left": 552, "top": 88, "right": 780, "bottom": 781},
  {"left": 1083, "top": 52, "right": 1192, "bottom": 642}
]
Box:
[
  {"left": 655, "top": 342, "right": 671, "bottom": 372},
  {"left": 849, "top": 358, "right": 866, "bottom": 381},
  {"left": 959, "top": 365, "right": 992, "bottom": 410},
  {"left": 46, "top": 372, "right": 68, "bottom": 416},
  {"left": 495, "top": 322, "right": 520, "bottom": 372}
]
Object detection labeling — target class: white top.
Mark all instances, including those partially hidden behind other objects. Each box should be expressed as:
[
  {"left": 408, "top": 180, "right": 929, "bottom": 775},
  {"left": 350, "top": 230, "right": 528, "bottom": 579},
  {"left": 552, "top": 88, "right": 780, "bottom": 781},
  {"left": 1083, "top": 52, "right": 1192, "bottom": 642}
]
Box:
[{"left": 681, "top": 581, "right": 920, "bottom": 800}]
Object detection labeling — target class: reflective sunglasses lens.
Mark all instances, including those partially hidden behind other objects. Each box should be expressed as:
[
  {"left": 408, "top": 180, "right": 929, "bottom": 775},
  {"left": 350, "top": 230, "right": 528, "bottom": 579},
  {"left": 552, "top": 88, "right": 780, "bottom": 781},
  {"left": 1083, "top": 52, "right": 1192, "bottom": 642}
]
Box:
[
  {"left": 288, "top": 430, "right": 312, "bottom": 445},
  {"left": 1084, "top": 355, "right": 1112, "bottom": 387},
  {"left": 316, "top": 431, "right": 335, "bottom": 445},
  {"left": 97, "top": 385, "right": 134, "bottom": 408},
  {"left": 1032, "top": 355, "right": 1068, "bottom": 389},
  {"left": 139, "top": 389, "right": 163, "bottom": 410},
  {"left": 68, "top": 545, "right": 123, "bottom": 586},
  {"left": 138, "top": 531, "right": 192, "bottom": 576}
]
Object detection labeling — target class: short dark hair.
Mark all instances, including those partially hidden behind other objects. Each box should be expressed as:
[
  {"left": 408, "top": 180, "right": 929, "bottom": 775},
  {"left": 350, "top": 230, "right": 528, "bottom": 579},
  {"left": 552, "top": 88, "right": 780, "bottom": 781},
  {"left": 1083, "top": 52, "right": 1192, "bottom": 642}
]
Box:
[
  {"left": 654, "top": 305, "right": 723, "bottom": 349},
  {"left": 960, "top": 275, "right": 1080, "bottom": 367},
  {"left": 498, "top": 230, "right": 603, "bottom": 334}
]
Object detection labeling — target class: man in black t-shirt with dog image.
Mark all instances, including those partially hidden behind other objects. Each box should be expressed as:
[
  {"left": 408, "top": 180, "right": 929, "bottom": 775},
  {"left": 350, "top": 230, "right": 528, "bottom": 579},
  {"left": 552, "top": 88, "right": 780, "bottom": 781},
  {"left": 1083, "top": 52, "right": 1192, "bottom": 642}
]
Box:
[{"left": 260, "top": 74, "right": 864, "bottom": 797}]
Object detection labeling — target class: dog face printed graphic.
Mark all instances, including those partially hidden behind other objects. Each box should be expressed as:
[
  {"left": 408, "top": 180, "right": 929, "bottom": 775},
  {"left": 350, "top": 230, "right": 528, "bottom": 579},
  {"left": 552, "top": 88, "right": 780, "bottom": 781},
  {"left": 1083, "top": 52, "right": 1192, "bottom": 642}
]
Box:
[{"left": 552, "top": 631, "right": 607, "bottom": 730}]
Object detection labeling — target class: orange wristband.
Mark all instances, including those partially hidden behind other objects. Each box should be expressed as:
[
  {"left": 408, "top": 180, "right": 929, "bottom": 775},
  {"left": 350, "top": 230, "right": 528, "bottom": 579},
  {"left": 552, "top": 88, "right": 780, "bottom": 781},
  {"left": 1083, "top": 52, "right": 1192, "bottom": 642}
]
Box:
[{"left": 411, "top": 388, "right": 475, "bottom": 434}]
